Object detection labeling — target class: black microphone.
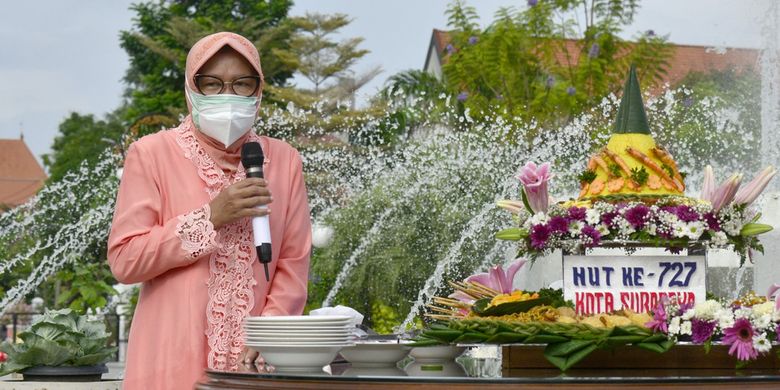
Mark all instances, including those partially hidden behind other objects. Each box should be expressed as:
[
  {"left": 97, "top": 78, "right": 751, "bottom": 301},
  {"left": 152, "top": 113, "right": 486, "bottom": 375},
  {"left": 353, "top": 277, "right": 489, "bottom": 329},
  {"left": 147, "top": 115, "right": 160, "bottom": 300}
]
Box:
[{"left": 241, "top": 142, "right": 272, "bottom": 281}]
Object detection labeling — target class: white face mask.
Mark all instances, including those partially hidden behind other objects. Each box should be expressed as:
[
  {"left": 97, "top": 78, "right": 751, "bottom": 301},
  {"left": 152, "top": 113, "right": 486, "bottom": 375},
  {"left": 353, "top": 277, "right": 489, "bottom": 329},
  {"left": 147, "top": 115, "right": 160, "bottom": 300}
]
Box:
[{"left": 187, "top": 87, "right": 259, "bottom": 147}]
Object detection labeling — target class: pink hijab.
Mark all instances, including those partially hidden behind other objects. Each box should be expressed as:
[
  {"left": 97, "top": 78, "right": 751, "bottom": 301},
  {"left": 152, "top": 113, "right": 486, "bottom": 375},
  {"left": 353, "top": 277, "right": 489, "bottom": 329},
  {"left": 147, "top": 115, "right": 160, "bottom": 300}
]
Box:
[{"left": 183, "top": 32, "right": 265, "bottom": 172}]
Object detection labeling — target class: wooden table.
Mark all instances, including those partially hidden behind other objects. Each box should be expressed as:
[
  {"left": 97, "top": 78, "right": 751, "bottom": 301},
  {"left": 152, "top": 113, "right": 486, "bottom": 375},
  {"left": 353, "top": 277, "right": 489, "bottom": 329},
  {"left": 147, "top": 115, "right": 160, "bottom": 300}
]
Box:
[{"left": 195, "top": 364, "right": 780, "bottom": 390}]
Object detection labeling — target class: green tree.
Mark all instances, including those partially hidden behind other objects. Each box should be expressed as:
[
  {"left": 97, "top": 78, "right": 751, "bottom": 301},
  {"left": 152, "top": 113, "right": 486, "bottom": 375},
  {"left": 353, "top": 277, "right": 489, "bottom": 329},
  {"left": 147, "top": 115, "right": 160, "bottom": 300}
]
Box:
[
  {"left": 42, "top": 111, "right": 125, "bottom": 183},
  {"left": 442, "top": 0, "right": 671, "bottom": 129},
  {"left": 119, "top": 0, "right": 296, "bottom": 122}
]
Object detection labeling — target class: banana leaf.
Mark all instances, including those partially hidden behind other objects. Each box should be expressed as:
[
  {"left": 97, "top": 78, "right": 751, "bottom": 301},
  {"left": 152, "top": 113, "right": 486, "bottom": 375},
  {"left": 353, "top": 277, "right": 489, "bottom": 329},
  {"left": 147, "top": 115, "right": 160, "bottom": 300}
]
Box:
[
  {"left": 471, "top": 297, "right": 551, "bottom": 317},
  {"left": 453, "top": 332, "right": 490, "bottom": 343},
  {"left": 486, "top": 332, "right": 529, "bottom": 343},
  {"left": 544, "top": 343, "right": 600, "bottom": 371},
  {"left": 421, "top": 329, "right": 464, "bottom": 343}
]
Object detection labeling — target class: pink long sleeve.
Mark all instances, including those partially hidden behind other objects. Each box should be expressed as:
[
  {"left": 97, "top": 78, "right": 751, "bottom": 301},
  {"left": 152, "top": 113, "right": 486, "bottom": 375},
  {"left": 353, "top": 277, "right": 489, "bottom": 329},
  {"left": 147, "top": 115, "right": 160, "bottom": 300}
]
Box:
[
  {"left": 108, "top": 143, "right": 219, "bottom": 284},
  {"left": 261, "top": 150, "right": 312, "bottom": 316}
]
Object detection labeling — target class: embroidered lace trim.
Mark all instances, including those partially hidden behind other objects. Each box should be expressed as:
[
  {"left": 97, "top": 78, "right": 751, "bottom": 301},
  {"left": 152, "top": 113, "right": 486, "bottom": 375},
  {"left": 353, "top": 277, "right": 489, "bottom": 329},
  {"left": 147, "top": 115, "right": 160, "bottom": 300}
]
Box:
[
  {"left": 172, "top": 118, "right": 263, "bottom": 371},
  {"left": 175, "top": 204, "right": 219, "bottom": 260}
]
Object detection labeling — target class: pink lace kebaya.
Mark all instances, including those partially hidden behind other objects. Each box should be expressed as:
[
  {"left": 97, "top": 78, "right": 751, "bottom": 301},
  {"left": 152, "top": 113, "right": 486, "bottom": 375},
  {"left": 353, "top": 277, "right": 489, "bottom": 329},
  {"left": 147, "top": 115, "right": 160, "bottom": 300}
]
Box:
[{"left": 107, "top": 32, "right": 311, "bottom": 390}]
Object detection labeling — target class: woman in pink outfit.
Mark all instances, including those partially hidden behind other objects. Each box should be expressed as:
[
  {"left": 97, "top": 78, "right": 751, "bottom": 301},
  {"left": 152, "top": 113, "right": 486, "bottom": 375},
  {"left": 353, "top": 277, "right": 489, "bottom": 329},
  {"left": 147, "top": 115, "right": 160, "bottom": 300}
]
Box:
[{"left": 107, "top": 32, "right": 311, "bottom": 390}]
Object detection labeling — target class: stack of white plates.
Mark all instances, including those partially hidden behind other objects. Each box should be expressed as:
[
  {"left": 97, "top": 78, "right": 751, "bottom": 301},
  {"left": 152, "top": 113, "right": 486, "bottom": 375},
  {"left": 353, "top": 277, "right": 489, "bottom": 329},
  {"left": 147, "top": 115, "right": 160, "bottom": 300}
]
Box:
[{"left": 243, "top": 315, "right": 355, "bottom": 373}]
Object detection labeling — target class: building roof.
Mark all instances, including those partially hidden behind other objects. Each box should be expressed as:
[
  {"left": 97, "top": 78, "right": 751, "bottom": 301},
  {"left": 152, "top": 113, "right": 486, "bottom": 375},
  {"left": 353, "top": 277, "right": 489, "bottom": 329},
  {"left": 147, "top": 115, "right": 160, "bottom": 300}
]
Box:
[
  {"left": 425, "top": 29, "right": 759, "bottom": 88},
  {"left": 0, "top": 138, "right": 47, "bottom": 208}
]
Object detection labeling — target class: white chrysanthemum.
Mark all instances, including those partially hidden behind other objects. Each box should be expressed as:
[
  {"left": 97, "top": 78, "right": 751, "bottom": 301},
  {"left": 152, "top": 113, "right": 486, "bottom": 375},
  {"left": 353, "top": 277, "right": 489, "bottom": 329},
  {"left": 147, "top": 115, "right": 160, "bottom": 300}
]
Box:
[
  {"left": 586, "top": 208, "right": 601, "bottom": 225},
  {"left": 596, "top": 224, "right": 610, "bottom": 236},
  {"left": 681, "top": 308, "right": 695, "bottom": 321},
  {"left": 646, "top": 223, "right": 657, "bottom": 236},
  {"left": 753, "top": 333, "right": 772, "bottom": 353},
  {"left": 673, "top": 221, "right": 687, "bottom": 238},
  {"left": 693, "top": 300, "right": 723, "bottom": 321},
  {"left": 530, "top": 212, "right": 550, "bottom": 226},
  {"left": 616, "top": 217, "right": 635, "bottom": 235},
  {"left": 752, "top": 301, "right": 774, "bottom": 317},
  {"left": 679, "top": 320, "right": 692, "bottom": 336},
  {"left": 668, "top": 316, "right": 681, "bottom": 335},
  {"left": 716, "top": 308, "right": 735, "bottom": 329},
  {"left": 684, "top": 222, "right": 705, "bottom": 240},
  {"left": 753, "top": 313, "right": 772, "bottom": 330},
  {"left": 569, "top": 221, "right": 584, "bottom": 236}
]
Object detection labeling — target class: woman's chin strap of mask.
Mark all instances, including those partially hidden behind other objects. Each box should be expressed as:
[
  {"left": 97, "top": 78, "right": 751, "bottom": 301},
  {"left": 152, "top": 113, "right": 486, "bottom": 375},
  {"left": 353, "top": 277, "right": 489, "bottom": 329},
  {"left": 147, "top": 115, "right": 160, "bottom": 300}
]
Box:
[{"left": 187, "top": 87, "right": 259, "bottom": 147}]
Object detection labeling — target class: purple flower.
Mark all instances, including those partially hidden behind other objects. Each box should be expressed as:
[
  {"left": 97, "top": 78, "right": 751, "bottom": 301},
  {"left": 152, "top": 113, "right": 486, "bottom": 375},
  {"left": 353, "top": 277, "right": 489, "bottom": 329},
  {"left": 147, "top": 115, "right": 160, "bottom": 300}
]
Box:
[
  {"left": 581, "top": 225, "right": 602, "bottom": 247},
  {"left": 567, "top": 86, "right": 576, "bottom": 96},
  {"left": 601, "top": 211, "right": 619, "bottom": 227},
  {"left": 527, "top": 0, "right": 538, "bottom": 6},
  {"left": 548, "top": 216, "right": 569, "bottom": 234},
  {"left": 530, "top": 224, "right": 551, "bottom": 250},
  {"left": 645, "top": 299, "right": 668, "bottom": 334},
  {"left": 624, "top": 204, "right": 650, "bottom": 229},
  {"left": 722, "top": 318, "right": 758, "bottom": 361},
  {"left": 776, "top": 323, "right": 780, "bottom": 342},
  {"left": 691, "top": 318, "right": 717, "bottom": 343},
  {"left": 588, "top": 43, "right": 600, "bottom": 58},
  {"left": 646, "top": 30, "right": 656, "bottom": 37},
  {"left": 568, "top": 207, "right": 587, "bottom": 222},
  {"left": 545, "top": 75, "right": 555, "bottom": 88},
  {"left": 446, "top": 44, "right": 455, "bottom": 54},
  {"left": 457, "top": 91, "right": 468, "bottom": 102},
  {"left": 674, "top": 205, "right": 700, "bottom": 223},
  {"left": 516, "top": 162, "right": 552, "bottom": 213},
  {"left": 468, "top": 36, "right": 479, "bottom": 45},
  {"left": 704, "top": 212, "right": 720, "bottom": 231}
]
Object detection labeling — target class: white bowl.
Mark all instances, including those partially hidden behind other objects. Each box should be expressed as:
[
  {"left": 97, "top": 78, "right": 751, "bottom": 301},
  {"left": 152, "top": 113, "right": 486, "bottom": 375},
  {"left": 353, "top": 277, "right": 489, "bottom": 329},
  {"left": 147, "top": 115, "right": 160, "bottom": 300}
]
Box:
[
  {"left": 339, "top": 342, "right": 411, "bottom": 367},
  {"left": 408, "top": 345, "right": 466, "bottom": 362},
  {"left": 248, "top": 344, "right": 344, "bottom": 371}
]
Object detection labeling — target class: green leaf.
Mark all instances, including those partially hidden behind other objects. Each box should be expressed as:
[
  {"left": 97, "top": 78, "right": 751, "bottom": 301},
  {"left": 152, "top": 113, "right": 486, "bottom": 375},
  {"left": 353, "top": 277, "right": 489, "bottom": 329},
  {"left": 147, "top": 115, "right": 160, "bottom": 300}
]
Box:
[
  {"left": 0, "top": 361, "right": 31, "bottom": 376},
  {"left": 545, "top": 340, "right": 596, "bottom": 357},
  {"left": 485, "top": 332, "right": 528, "bottom": 344},
  {"left": 604, "top": 335, "right": 648, "bottom": 346},
  {"left": 524, "top": 334, "right": 569, "bottom": 344},
  {"left": 544, "top": 342, "right": 599, "bottom": 371},
  {"left": 471, "top": 297, "right": 551, "bottom": 317},
  {"left": 73, "top": 349, "right": 116, "bottom": 366},
  {"left": 453, "top": 332, "right": 490, "bottom": 343},
  {"left": 30, "top": 322, "right": 69, "bottom": 341},
  {"left": 703, "top": 339, "right": 712, "bottom": 354},
  {"left": 422, "top": 329, "right": 463, "bottom": 343},
  {"left": 520, "top": 188, "right": 534, "bottom": 214},
  {"left": 636, "top": 342, "right": 666, "bottom": 353}
]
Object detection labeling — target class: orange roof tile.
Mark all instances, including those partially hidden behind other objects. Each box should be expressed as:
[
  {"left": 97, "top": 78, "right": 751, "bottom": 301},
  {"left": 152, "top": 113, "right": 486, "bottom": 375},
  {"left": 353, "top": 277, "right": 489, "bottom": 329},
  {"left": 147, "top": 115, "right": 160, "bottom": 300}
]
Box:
[{"left": 0, "top": 138, "right": 47, "bottom": 208}]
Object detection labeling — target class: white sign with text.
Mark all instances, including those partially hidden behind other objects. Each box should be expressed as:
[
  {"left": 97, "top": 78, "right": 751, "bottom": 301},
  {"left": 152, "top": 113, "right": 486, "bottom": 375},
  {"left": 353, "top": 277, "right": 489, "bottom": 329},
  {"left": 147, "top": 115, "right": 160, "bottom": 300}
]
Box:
[{"left": 563, "top": 255, "right": 706, "bottom": 315}]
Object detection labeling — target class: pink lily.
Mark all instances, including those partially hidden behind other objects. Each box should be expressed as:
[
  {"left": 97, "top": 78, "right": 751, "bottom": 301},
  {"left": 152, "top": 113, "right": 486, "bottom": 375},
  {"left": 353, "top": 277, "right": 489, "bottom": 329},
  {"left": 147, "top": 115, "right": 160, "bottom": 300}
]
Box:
[
  {"left": 467, "top": 258, "right": 527, "bottom": 294},
  {"left": 497, "top": 200, "right": 525, "bottom": 214},
  {"left": 704, "top": 172, "right": 742, "bottom": 212},
  {"left": 768, "top": 283, "right": 780, "bottom": 313},
  {"left": 516, "top": 162, "right": 551, "bottom": 214},
  {"left": 734, "top": 166, "right": 777, "bottom": 206},
  {"left": 700, "top": 165, "right": 715, "bottom": 201}
]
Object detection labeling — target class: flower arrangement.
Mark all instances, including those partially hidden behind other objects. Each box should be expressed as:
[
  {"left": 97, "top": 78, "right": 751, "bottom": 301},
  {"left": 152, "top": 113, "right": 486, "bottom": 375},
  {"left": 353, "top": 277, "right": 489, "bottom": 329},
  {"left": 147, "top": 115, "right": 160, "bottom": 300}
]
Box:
[
  {"left": 497, "top": 162, "right": 776, "bottom": 263},
  {"left": 648, "top": 285, "right": 780, "bottom": 365}
]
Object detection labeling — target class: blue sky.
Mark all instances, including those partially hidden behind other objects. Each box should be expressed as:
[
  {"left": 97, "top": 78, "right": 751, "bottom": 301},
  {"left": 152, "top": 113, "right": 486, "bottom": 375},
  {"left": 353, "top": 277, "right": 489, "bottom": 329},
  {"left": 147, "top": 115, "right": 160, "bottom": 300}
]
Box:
[{"left": 0, "top": 0, "right": 769, "bottom": 164}]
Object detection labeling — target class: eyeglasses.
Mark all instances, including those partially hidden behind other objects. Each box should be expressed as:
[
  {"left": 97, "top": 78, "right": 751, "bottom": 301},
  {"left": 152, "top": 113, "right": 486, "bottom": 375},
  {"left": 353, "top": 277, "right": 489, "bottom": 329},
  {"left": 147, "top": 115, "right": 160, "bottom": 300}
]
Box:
[{"left": 194, "top": 74, "right": 262, "bottom": 97}]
